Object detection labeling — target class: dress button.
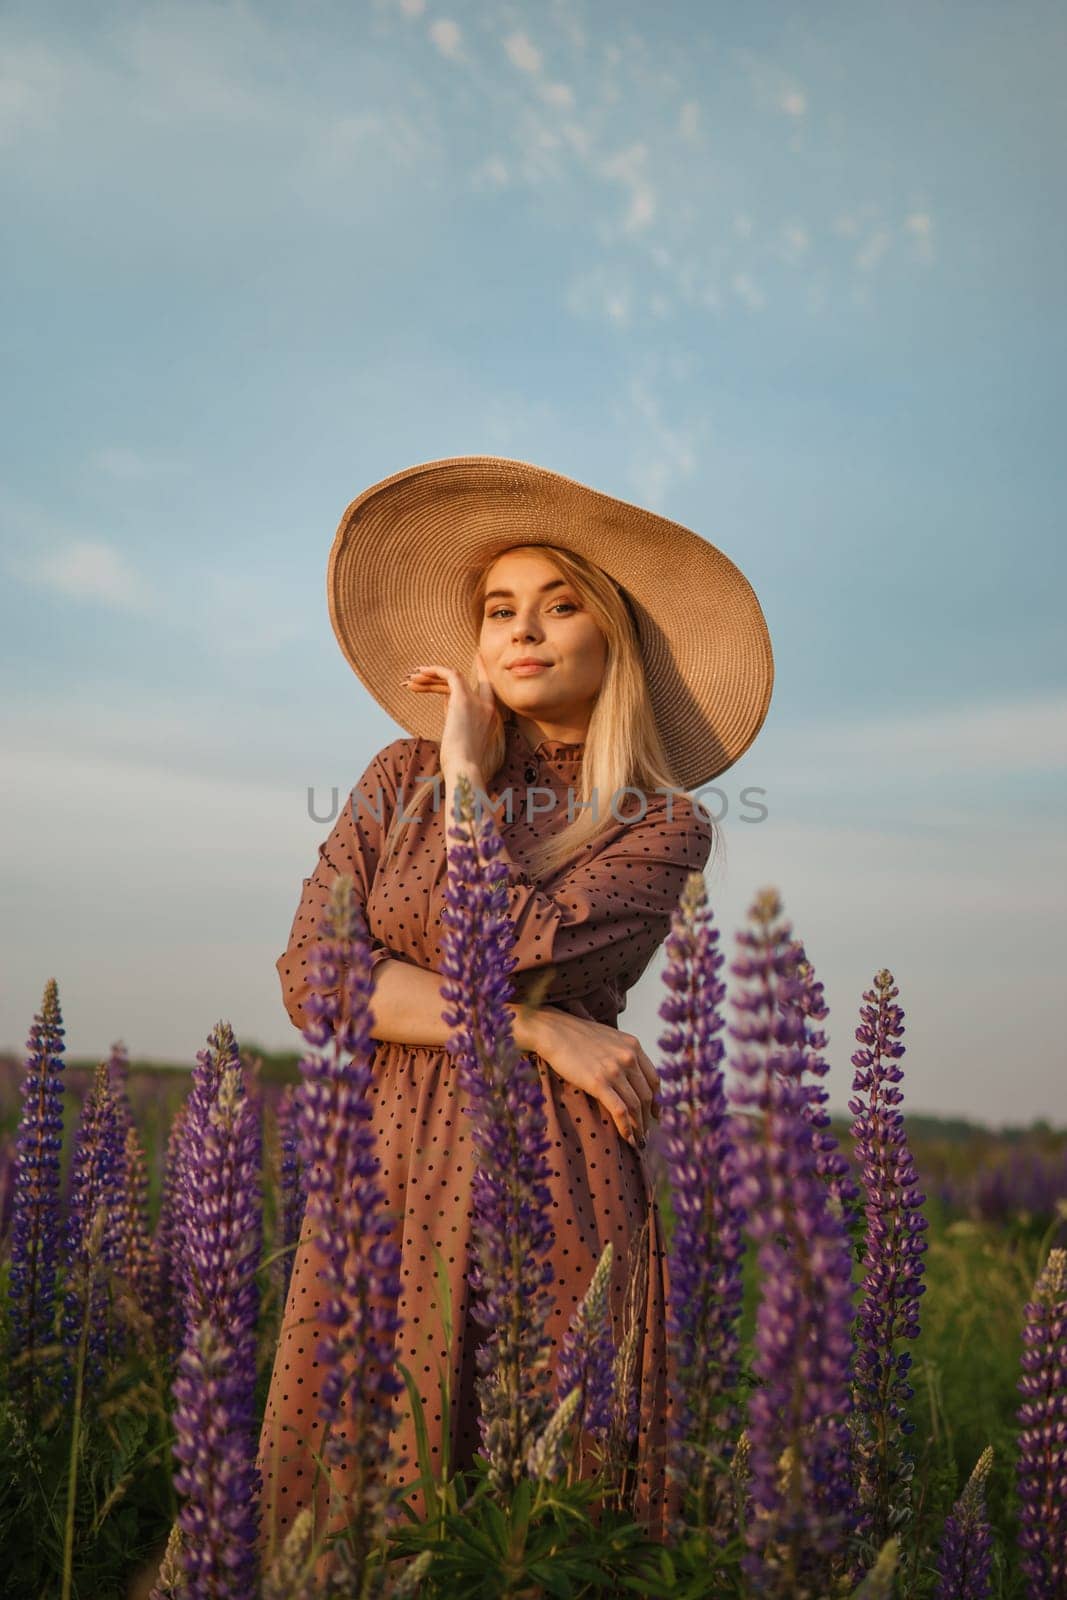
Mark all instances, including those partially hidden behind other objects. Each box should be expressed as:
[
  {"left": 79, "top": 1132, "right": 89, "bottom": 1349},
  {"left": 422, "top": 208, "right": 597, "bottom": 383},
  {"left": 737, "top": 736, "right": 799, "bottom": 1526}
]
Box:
[{"left": 524, "top": 764, "right": 537, "bottom": 783}]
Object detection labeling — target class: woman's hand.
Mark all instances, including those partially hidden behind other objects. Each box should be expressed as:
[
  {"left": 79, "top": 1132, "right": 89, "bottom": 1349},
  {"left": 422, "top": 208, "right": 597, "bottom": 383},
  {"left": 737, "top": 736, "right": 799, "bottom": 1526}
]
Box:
[
  {"left": 404, "top": 652, "right": 502, "bottom": 779},
  {"left": 520, "top": 1005, "right": 660, "bottom": 1150}
]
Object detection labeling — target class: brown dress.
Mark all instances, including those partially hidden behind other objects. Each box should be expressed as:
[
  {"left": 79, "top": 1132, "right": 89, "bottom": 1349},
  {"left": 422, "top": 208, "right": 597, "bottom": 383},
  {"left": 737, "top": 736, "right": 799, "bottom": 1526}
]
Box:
[{"left": 257, "top": 717, "right": 713, "bottom": 1558}]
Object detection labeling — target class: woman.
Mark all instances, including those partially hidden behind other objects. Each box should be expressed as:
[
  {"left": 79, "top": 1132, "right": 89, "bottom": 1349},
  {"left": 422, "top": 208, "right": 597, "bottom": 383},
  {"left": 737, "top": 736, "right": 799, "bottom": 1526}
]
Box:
[{"left": 257, "top": 456, "right": 774, "bottom": 1559}]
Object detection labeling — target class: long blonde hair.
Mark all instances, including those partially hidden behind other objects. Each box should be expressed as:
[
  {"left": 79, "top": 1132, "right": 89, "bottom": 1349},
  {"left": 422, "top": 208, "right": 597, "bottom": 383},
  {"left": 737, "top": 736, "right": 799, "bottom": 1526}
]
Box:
[{"left": 378, "top": 543, "right": 719, "bottom": 881}]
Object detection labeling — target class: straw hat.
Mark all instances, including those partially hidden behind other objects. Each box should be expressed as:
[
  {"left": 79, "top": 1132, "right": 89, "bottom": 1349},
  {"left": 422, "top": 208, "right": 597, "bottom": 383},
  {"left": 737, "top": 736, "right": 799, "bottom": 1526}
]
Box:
[{"left": 326, "top": 454, "right": 774, "bottom": 793}]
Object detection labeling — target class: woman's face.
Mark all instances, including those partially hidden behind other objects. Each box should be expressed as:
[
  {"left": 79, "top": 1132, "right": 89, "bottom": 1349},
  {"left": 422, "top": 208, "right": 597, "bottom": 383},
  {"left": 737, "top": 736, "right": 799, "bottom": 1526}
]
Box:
[{"left": 478, "top": 548, "right": 608, "bottom": 730}]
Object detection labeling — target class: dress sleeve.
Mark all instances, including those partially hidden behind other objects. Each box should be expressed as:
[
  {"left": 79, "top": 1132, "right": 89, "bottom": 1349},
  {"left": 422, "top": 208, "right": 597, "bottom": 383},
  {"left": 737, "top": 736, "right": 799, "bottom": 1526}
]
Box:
[
  {"left": 493, "top": 795, "right": 713, "bottom": 1006},
  {"left": 276, "top": 740, "right": 410, "bottom": 1034}
]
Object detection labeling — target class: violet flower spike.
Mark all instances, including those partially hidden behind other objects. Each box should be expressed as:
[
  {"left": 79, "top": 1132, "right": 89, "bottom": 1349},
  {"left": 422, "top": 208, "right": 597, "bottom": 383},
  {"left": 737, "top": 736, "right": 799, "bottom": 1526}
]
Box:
[
  {"left": 553, "top": 1239, "right": 616, "bottom": 1470},
  {"left": 438, "top": 771, "right": 557, "bottom": 1494},
  {"left": 61, "top": 1061, "right": 127, "bottom": 1395},
  {"left": 787, "top": 940, "right": 863, "bottom": 1234},
  {"left": 172, "top": 1022, "right": 243, "bottom": 1346},
  {"left": 847, "top": 967, "right": 928, "bottom": 1558},
  {"left": 293, "top": 876, "right": 406, "bottom": 1575},
  {"left": 656, "top": 871, "right": 745, "bottom": 1544},
  {"left": 1015, "top": 1247, "right": 1067, "bottom": 1598},
  {"left": 727, "top": 889, "right": 858, "bottom": 1599},
  {"left": 933, "top": 1445, "right": 995, "bottom": 1600},
  {"left": 171, "top": 1057, "right": 262, "bottom": 1600},
  {"left": 7, "top": 978, "right": 67, "bottom": 1397},
  {"left": 153, "top": 1103, "right": 188, "bottom": 1348},
  {"left": 273, "top": 1082, "right": 304, "bottom": 1306}
]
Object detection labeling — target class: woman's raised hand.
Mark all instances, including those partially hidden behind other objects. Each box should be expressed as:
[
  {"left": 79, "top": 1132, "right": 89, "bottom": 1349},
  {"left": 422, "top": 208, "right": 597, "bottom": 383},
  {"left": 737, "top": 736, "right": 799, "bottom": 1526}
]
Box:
[
  {"left": 404, "top": 652, "right": 502, "bottom": 779},
  {"left": 522, "top": 1006, "right": 659, "bottom": 1150}
]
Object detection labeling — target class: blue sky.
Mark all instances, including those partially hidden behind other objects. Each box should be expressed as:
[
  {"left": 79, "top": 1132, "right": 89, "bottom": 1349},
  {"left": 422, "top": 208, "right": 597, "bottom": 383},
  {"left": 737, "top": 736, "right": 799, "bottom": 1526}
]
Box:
[{"left": 2, "top": 0, "right": 1064, "bottom": 1124}]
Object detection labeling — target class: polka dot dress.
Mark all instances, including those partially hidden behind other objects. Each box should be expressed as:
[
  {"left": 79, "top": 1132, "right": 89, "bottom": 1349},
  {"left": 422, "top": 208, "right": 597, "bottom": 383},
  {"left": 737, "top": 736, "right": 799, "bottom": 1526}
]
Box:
[{"left": 257, "top": 716, "right": 713, "bottom": 1555}]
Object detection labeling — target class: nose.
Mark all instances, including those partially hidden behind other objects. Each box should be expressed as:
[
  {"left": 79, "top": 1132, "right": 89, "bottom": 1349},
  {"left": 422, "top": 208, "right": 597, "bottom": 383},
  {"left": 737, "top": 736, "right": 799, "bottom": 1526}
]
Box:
[{"left": 511, "top": 608, "right": 544, "bottom": 642}]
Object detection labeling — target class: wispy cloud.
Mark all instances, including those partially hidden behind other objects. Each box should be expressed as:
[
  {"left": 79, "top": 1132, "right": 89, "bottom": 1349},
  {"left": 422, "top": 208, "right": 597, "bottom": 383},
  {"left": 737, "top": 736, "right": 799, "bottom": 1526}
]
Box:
[
  {"left": 90, "top": 446, "right": 186, "bottom": 482},
  {"left": 428, "top": 18, "right": 463, "bottom": 61},
  {"left": 772, "top": 692, "right": 1067, "bottom": 784},
  {"left": 9, "top": 538, "right": 155, "bottom": 611}
]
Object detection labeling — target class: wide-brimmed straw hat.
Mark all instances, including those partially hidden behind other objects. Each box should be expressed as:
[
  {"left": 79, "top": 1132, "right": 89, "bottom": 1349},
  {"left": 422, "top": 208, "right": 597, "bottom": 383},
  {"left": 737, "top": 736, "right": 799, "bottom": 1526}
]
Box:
[{"left": 326, "top": 454, "right": 774, "bottom": 792}]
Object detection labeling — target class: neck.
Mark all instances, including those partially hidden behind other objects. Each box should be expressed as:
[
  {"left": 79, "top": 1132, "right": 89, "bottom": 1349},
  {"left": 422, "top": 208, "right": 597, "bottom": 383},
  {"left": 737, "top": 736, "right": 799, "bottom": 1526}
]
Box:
[{"left": 511, "top": 712, "right": 588, "bottom": 749}]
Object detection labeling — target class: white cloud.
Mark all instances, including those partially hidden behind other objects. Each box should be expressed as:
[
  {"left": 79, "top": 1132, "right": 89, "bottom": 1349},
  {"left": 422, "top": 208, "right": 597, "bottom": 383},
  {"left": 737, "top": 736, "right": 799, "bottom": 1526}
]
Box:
[
  {"left": 599, "top": 141, "right": 656, "bottom": 233},
  {"left": 678, "top": 100, "right": 700, "bottom": 142},
  {"left": 731, "top": 271, "right": 765, "bottom": 311},
  {"left": 397, "top": 0, "right": 425, "bottom": 15},
  {"left": 780, "top": 87, "right": 807, "bottom": 118},
  {"left": 538, "top": 80, "right": 575, "bottom": 109},
  {"left": 905, "top": 210, "right": 935, "bottom": 264},
  {"left": 780, "top": 221, "right": 810, "bottom": 263},
  {"left": 428, "top": 19, "right": 463, "bottom": 61},
  {"left": 11, "top": 538, "right": 155, "bottom": 611},
  {"left": 856, "top": 228, "right": 891, "bottom": 272},
  {"left": 471, "top": 154, "right": 509, "bottom": 189},
  {"left": 774, "top": 692, "right": 1067, "bottom": 783},
  {"left": 91, "top": 446, "right": 185, "bottom": 482},
  {"left": 504, "top": 31, "right": 543, "bottom": 74}
]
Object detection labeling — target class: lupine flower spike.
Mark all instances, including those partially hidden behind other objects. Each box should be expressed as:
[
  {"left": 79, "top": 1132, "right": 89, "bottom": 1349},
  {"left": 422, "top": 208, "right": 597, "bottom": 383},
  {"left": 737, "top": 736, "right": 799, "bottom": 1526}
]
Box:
[
  {"left": 552, "top": 1239, "right": 615, "bottom": 1480},
  {"left": 8, "top": 978, "right": 67, "bottom": 1398},
  {"left": 273, "top": 1082, "right": 304, "bottom": 1306},
  {"left": 787, "top": 941, "right": 863, "bottom": 1233},
  {"left": 438, "top": 770, "right": 557, "bottom": 1494},
  {"left": 848, "top": 968, "right": 928, "bottom": 1560},
  {"left": 1016, "top": 1247, "right": 1067, "bottom": 1597},
  {"left": 171, "top": 1052, "right": 262, "bottom": 1600},
  {"left": 934, "top": 1445, "right": 995, "bottom": 1600},
  {"left": 294, "top": 874, "right": 405, "bottom": 1581},
  {"left": 728, "top": 889, "right": 858, "bottom": 1599},
  {"left": 61, "top": 1061, "right": 127, "bottom": 1395},
  {"left": 657, "top": 871, "right": 745, "bottom": 1543}
]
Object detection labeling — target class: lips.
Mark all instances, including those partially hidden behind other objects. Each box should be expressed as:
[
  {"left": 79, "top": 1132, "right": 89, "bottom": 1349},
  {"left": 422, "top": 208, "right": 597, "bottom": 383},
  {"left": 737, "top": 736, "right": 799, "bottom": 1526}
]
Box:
[{"left": 508, "top": 659, "right": 551, "bottom": 671}]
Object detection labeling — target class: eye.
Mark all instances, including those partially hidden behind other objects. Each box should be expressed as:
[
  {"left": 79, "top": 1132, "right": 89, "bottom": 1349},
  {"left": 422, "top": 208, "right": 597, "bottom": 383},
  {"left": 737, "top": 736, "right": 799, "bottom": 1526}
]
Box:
[{"left": 486, "top": 599, "right": 578, "bottom": 620}]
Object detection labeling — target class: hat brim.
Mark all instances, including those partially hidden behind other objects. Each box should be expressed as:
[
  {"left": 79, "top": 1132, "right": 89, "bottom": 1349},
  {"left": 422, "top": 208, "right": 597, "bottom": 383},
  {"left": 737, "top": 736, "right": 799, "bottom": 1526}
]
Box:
[{"left": 327, "top": 455, "right": 774, "bottom": 792}]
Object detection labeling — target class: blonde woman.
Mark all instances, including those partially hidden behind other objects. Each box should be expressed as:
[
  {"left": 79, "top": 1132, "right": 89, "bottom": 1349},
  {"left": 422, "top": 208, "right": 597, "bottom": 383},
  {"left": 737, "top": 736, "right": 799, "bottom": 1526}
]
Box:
[{"left": 257, "top": 457, "right": 774, "bottom": 1557}]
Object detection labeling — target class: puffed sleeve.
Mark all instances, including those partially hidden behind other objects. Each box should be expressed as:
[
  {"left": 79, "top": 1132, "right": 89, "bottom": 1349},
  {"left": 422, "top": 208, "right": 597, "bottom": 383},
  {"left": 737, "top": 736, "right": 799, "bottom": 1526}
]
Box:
[
  {"left": 276, "top": 739, "right": 411, "bottom": 1033},
  {"left": 492, "top": 794, "right": 713, "bottom": 1006}
]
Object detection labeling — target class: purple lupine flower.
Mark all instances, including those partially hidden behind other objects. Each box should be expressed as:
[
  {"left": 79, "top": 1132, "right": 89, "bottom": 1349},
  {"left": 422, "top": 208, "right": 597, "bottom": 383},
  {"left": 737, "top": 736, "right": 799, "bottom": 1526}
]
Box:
[
  {"left": 438, "top": 771, "right": 557, "bottom": 1493},
  {"left": 1016, "top": 1246, "right": 1067, "bottom": 1597},
  {"left": 787, "top": 940, "right": 863, "bottom": 1233},
  {"left": 7, "top": 978, "right": 67, "bottom": 1394},
  {"left": 117, "top": 1121, "right": 163, "bottom": 1335},
  {"left": 657, "top": 870, "right": 745, "bottom": 1542},
  {"left": 553, "top": 1239, "right": 615, "bottom": 1474},
  {"left": 171, "top": 1055, "right": 262, "bottom": 1600},
  {"left": 848, "top": 968, "right": 928, "bottom": 1556},
  {"left": 104, "top": 1039, "right": 161, "bottom": 1332},
  {"left": 273, "top": 1082, "right": 304, "bottom": 1306},
  {"left": 295, "top": 875, "right": 405, "bottom": 1575},
  {"left": 61, "top": 1061, "right": 127, "bottom": 1394},
  {"left": 728, "top": 889, "right": 858, "bottom": 1598},
  {"left": 153, "top": 1103, "right": 188, "bottom": 1347},
  {"left": 934, "top": 1445, "right": 995, "bottom": 1600},
  {"left": 172, "top": 1023, "right": 241, "bottom": 1345}
]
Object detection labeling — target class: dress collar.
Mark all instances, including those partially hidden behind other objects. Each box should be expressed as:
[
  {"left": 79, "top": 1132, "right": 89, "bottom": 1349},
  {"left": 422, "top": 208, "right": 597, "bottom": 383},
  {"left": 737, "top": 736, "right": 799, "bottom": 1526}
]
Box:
[{"left": 505, "top": 718, "right": 585, "bottom": 773}]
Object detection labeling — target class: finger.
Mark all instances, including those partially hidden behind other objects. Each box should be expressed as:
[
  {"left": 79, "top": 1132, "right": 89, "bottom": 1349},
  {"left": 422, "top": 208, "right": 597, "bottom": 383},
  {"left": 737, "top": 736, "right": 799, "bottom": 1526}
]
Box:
[
  {"left": 627, "top": 1066, "right": 653, "bottom": 1136},
  {"left": 609, "top": 1075, "right": 645, "bottom": 1145},
  {"left": 633, "top": 1046, "right": 661, "bottom": 1119},
  {"left": 601, "top": 1086, "right": 642, "bottom": 1148}
]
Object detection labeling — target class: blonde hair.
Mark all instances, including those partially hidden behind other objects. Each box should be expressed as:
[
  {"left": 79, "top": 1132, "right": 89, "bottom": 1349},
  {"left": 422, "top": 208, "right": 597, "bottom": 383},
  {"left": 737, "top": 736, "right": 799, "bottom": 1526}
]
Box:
[{"left": 377, "top": 543, "right": 719, "bottom": 881}]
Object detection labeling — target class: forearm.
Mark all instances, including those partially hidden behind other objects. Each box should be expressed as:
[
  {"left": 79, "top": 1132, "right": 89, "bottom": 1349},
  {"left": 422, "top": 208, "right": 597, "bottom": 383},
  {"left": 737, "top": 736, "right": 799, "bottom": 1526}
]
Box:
[{"left": 370, "top": 955, "right": 555, "bottom": 1056}]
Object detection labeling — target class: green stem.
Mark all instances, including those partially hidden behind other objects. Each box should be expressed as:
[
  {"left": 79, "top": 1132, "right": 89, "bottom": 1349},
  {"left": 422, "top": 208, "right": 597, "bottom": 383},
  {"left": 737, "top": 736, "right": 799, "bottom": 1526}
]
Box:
[{"left": 61, "top": 1263, "right": 96, "bottom": 1600}]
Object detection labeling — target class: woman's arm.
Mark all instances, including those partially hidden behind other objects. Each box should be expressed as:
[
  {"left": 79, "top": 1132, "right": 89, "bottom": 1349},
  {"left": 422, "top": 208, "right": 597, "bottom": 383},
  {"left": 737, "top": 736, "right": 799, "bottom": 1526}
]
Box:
[
  {"left": 370, "top": 956, "right": 658, "bottom": 1146},
  {"left": 369, "top": 952, "right": 551, "bottom": 1056}
]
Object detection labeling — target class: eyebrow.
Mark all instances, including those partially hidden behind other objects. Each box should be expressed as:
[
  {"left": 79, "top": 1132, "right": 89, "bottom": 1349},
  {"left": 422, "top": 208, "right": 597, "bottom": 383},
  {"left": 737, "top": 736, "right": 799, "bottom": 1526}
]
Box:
[{"left": 483, "top": 579, "right": 569, "bottom": 602}]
